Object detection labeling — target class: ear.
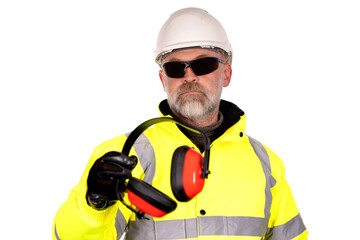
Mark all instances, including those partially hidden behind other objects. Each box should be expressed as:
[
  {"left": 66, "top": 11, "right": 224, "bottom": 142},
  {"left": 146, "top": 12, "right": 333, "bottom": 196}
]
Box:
[
  {"left": 223, "top": 64, "right": 232, "bottom": 87},
  {"left": 159, "top": 70, "right": 166, "bottom": 91}
]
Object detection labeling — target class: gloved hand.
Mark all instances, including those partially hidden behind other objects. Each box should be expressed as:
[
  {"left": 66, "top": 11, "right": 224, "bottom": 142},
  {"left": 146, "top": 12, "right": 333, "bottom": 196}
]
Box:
[{"left": 86, "top": 151, "right": 137, "bottom": 210}]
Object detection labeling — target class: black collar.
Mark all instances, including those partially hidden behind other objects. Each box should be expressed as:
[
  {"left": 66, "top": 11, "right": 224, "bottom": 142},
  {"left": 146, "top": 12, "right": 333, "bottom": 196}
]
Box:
[{"left": 159, "top": 99, "right": 245, "bottom": 147}]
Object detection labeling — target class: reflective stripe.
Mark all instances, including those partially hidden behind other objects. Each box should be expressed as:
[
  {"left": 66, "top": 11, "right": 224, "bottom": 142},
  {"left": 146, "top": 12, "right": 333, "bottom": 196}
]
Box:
[
  {"left": 115, "top": 209, "right": 128, "bottom": 239},
  {"left": 132, "top": 133, "right": 156, "bottom": 184},
  {"left": 184, "top": 218, "right": 198, "bottom": 238},
  {"left": 266, "top": 214, "right": 306, "bottom": 240},
  {"left": 248, "top": 136, "right": 275, "bottom": 222},
  {"left": 199, "top": 216, "right": 267, "bottom": 236},
  {"left": 248, "top": 137, "right": 307, "bottom": 240},
  {"left": 115, "top": 133, "right": 156, "bottom": 239},
  {"left": 54, "top": 224, "right": 61, "bottom": 240},
  {"left": 156, "top": 218, "right": 198, "bottom": 239},
  {"left": 126, "top": 218, "right": 156, "bottom": 239},
  {"left": 126, "top": 216, "right": 268, "bottom": 239}
]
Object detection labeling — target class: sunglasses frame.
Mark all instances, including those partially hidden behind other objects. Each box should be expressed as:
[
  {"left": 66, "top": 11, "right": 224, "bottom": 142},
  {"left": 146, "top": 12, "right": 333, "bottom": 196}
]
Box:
[{"left": 162, "top": 57, "right": 226, "bottom": 78}]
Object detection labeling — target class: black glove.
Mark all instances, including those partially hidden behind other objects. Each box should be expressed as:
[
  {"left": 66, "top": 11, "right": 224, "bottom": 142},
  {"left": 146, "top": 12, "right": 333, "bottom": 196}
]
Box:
[{"left": 86, "top": 151, "right": 137, "bottom": 210}]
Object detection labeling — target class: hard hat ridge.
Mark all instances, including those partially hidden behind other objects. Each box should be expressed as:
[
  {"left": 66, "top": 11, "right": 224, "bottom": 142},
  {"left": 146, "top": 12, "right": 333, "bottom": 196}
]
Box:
[{"left": 155, "top": 7, "right": 233, "bottom": 65}]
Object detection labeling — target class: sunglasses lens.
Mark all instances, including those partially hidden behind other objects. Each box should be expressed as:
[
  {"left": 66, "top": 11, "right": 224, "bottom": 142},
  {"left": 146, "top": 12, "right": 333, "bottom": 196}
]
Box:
[
  {"left": 163, "top": 62, "right": 186, "bottom": 78},
  {"left": 163, "top": 57, "right": 222, "bottom": 78},
  {"left": 191, "top": 57, "right": 219, "bottom": 76}
]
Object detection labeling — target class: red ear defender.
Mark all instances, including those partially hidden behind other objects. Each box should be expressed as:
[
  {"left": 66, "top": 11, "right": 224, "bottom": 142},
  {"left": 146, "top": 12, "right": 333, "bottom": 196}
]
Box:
[
  {"left": 127, "top": 177, "right": 177, "bottom": 217},
  {"left": 171, "top": 146, "right": 205, "bottom": 202}
]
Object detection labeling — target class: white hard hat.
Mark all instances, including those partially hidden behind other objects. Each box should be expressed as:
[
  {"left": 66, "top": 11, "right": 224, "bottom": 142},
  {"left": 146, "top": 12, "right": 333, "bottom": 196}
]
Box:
[{"left": 155, "top": 8, "right": 232, "bottom": 65}]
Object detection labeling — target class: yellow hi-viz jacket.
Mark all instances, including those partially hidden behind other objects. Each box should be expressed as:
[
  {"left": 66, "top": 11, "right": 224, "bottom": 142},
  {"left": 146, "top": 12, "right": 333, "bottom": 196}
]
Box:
[{"left": 53, "top": 100, "right": 307, "bottom": 240}]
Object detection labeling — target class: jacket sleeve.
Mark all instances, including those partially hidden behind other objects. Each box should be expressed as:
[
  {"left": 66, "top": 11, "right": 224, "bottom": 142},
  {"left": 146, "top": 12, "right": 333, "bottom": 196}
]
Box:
[
  {"left": 264, "top": 145, "right": 308, "bottom": 240},
  {"left": 52, "top": 135, "right": 135, "bottom": 240}
]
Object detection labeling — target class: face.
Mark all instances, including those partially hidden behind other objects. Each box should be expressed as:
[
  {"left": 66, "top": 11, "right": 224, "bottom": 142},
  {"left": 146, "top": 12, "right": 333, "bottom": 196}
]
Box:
[{"left": 159, "top": 48, "right": 232, "bottom": 122}]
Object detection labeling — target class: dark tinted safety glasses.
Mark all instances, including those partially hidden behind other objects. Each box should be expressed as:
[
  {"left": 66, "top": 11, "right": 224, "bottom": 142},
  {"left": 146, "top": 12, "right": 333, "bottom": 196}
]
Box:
[{"left": 162, "top": 57, "right": 226, "bottom": 78}]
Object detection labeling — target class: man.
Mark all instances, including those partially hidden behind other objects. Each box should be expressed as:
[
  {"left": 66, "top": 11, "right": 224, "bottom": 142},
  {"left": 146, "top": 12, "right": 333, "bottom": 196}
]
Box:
[{"left": 53, "top": 7, "right": 307, "bottom": 240}]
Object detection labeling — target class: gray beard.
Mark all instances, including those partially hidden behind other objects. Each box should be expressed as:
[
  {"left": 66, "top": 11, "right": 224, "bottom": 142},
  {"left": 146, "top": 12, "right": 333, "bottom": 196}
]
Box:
[{"left": 167, "top": 83, "right": 222, "bottom": 121}]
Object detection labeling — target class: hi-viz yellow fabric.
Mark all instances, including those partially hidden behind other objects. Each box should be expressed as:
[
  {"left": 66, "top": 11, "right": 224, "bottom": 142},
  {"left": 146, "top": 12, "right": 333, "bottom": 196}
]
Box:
[{"left": 53, "top": 102, "right": 307, "bottom": 240}]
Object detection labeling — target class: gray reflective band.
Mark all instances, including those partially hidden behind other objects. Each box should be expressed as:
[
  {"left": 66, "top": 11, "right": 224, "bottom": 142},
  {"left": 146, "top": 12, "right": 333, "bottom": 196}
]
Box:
[
  {"left": 199, "top": 216, "right": 267, "bottom": 237},
  {"left": 248, "top": 136, "right": 275, "bottom": 221},
  {"left": 126, "top": 216, "right": 268, "bottom": 239},
  {"left": 266, "top": 214, "right": 306, "bottom": 240},
  {"left": 115, "top": 133, "right": 156, "bottom": 239},
  {"left": 248, "top": 137, "right": 307, "bottom": 240},
  {"left": 115, "top": 209, "right": 128, "bottom": 239},
  {"left": 54, "top": 224, "right": 61, "bottom": 240},
  {"left": 131, "top": 133, "right": 156, "bottom": 184}
]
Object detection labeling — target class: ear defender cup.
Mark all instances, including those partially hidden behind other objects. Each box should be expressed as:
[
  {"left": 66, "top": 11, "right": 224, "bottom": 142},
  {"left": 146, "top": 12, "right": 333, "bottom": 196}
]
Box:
[
  {"left": 127, "top": 177, "right": 177, "bottom": 217},
  {"left": 171, "top": 146, "right": 205, "bottom": 202}
]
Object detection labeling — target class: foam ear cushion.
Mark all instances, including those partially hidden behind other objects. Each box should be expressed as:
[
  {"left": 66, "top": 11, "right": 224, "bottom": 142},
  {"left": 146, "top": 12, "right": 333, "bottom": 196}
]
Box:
[
  {"left": 127, "top": 177, "right": 177, "bottom": 217},
  {"left": 171, "top": 146, "right": 205, "bottom": 202}
]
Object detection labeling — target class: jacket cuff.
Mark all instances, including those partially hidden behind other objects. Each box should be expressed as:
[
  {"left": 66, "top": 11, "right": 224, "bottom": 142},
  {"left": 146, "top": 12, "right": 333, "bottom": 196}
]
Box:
[{"left": 77, "top": 187, "right": 119, "bottom": 226}]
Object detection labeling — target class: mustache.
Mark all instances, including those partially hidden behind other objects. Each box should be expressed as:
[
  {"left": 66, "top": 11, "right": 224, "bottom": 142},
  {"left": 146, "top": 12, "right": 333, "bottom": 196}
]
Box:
[{"left": 176, "top": 83, "right": 206, "bottom": 95}]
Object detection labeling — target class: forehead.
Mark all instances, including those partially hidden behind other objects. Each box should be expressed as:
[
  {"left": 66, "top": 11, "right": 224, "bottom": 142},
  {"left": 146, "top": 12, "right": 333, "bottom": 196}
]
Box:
[{"left": 162, "top": 48, "right": 224, "bottom": 63}]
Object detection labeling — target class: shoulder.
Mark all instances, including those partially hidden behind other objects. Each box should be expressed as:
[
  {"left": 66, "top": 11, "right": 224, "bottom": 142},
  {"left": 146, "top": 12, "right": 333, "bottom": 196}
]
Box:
[
  {"left": 91, "top": 133, "right": 128, "bottom": 160},
  {"left": 246, "top": 135, "right": 285, "bottom": 182}
]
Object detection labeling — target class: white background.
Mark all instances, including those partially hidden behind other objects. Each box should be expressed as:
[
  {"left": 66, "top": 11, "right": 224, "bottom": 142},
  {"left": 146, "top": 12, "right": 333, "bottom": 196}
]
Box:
[{"left": 1, "top": 0, "right": 359, "bottom": 239}]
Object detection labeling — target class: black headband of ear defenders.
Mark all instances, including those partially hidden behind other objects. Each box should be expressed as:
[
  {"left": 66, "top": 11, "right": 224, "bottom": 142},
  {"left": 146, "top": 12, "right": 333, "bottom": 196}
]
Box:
[{"left": 122, "top": 117, "right": 211, "bottom": 178}]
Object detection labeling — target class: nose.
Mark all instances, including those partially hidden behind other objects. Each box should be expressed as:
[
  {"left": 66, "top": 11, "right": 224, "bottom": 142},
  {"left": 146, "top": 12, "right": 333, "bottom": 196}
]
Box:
[{"left": 183, "top": 67, "right": 199, "bottom": 83}]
